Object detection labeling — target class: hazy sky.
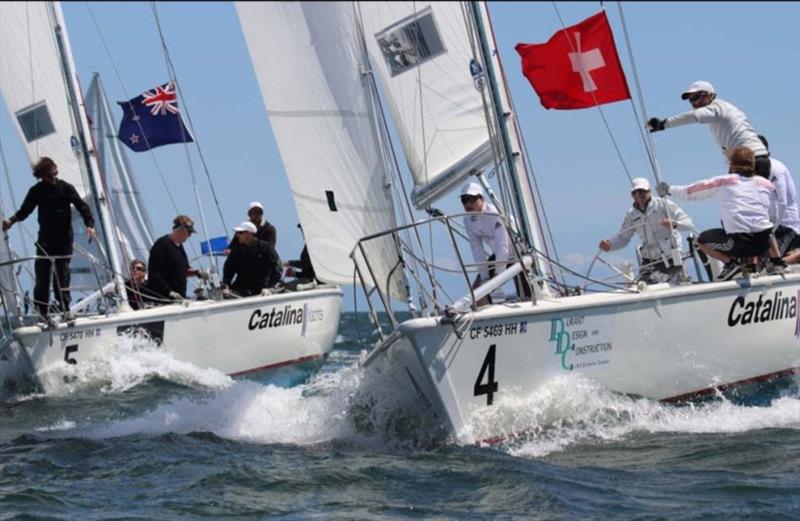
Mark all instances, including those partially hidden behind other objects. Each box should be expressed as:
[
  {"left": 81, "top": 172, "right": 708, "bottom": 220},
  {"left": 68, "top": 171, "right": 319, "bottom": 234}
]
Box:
[{"left": 1, "top": 2, "right": 798, "bottom": 309}]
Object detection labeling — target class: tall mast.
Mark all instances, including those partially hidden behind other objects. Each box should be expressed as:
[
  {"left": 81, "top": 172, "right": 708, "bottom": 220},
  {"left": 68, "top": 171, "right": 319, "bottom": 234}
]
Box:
[
  {"left": 468, "top": 2, "right": 551, "bottom": 285},
  {"left": 49, "top": 2, "right": 128, "bottom": 305}
]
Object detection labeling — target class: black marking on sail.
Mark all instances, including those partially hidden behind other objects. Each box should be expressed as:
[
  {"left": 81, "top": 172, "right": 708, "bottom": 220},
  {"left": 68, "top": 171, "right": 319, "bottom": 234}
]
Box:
[{"left": 326, "top": 191, "right": 338, "bottom": 212}]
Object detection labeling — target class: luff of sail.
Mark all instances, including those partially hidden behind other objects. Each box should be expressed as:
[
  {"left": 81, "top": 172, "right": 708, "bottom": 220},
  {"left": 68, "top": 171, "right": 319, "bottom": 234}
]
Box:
[
  {"left": 358, "top": 2, "right": 494, "bottom": 209},
  {"left": 236, "top": 1, "right": 407, "bottom": 300},
  {"left": 86, "top": 73, "right": 155, "bottom": 266}
]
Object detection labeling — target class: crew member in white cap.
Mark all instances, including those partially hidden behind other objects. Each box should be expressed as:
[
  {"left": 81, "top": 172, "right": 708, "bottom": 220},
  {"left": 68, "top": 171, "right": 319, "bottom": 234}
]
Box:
[
  {"left": 647, "top": 81, "right": 770, "bottom": 178},
  {"left": 599, "top": 177, "right": 693, "bottom": 282},
  {"left": 222, "top": 221, "right": 281, "bottom": 297},
  {"left": 460, "top": 182, "right": 510, "bottom": 304}
]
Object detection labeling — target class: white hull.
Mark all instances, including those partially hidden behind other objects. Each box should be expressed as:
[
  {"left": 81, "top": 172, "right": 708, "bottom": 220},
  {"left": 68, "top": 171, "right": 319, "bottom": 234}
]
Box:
[
  {"left": 363, "top": 273, "right": 800, "bottom": 444},
  {"left": 1, "top": 287, "right": 342, "bottom": 394}
]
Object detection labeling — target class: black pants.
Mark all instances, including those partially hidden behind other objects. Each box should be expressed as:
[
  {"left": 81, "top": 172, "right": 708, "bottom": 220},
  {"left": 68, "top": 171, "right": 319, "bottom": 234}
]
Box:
[
  {"left": 486, "top": 254, "right": 532, "bottom": 301},
  {"left": 34, "top": 245, "right": 71, "bottom": 316}
]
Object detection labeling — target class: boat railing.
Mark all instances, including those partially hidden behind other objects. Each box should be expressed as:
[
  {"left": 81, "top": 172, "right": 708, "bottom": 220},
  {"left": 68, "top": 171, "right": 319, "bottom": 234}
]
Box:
[
  {"left": 351, "top": 212, "right": 537, "bottom": 338},
  {"left": 582, "top": 227, "right": 710, "bottom": 291},
  {"left": 0, "top": 248, "right": 128, "bottom": 327}
]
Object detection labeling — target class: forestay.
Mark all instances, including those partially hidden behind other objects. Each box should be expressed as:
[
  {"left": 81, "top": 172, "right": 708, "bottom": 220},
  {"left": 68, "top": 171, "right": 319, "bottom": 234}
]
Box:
[
  {"left": 358, "top": 1, "right": 494, "bottom": 209},
  {"left": 86, "top": 73, "right": 155, "bottom": 266},
  {"left": 237, "top": 1, "right": 407, "bottom": 299}
]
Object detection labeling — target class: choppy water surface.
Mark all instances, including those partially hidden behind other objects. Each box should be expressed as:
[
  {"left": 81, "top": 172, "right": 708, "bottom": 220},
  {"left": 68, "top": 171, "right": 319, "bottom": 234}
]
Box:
[{"left": 1, "top": 312, "right": 798, "bottom": 519}]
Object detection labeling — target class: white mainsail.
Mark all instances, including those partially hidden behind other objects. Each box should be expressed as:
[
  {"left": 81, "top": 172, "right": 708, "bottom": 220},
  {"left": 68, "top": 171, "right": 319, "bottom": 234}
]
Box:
[
  {"left": 358, "top": 1, "right": 494, "bottom": 208},
  {"left": 236, "top": 1, "right": 407, "bottom": 299},
  {"left": 86, "top": 73, "right": 155, "bottom": 265}
]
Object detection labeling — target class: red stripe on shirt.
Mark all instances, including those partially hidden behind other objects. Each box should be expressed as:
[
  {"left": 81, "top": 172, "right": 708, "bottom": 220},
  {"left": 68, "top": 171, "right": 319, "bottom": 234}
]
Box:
[{"left": 687, "top": 176, "right": 737, "bottom": 195}]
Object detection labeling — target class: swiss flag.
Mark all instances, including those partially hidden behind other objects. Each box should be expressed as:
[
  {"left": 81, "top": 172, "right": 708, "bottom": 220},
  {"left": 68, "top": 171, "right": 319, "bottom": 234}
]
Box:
[{"left": 515, "top": 11, "right": 630, "bottom": 110}]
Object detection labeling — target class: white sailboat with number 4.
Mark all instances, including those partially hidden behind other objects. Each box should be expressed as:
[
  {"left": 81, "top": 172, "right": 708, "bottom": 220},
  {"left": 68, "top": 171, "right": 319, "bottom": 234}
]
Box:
[{"left": 242, "top": 1, "right": 799, "bottom": 445}]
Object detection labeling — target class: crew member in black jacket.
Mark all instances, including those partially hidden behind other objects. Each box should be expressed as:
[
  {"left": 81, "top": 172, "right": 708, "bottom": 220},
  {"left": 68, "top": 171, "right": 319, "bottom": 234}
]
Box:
[
  {"left": 148, "top": 215, "right": 205, "bottom": 302},
  {"left": 223, "top": 221, "right": 281, "bottom": 297},
  {"left": 2, "top": 157, "right": 95, "bottom": 317}
]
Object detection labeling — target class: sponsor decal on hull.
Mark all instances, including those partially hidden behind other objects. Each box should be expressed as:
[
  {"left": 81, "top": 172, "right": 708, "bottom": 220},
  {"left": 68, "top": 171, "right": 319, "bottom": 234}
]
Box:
[
  {"left": 548, "top": 315, "right": 614, "bottom": 371},
  {"left": 727, "top": 290, "right": 797, "bottom": 328},
  {"left": 248, "top": 304, "right": 304, "bottom": 331}
]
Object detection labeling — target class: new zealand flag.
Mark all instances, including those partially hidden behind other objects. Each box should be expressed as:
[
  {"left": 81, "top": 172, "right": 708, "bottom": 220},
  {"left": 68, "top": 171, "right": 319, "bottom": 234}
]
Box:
[{"left": 117, "top": 81, "right": 193, "bottom": 152}]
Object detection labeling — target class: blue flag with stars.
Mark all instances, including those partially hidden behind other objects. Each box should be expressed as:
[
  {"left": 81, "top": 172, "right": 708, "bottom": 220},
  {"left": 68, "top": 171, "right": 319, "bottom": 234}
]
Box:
[{"left": 117, "top": 81, "right": 193, "bottom": 152}]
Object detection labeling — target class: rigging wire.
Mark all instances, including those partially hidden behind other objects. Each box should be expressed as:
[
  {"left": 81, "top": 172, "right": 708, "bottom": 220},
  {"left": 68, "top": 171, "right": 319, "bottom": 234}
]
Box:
[
  {"left": 477, "top": 2, "right": 566, "bottom": 287},
  {"left": 616, "top": 1, "right": 661, "bottom": 181},
  {"left": 353, "top": 2, "right": 440, "bottom": 312},
  {"left": 149, "top": 2, "right": 228, "bottom": 234},
  {"left": 550, "top": 2, "right": 681, "bottom": 268},
  {"left": 149, "top": 1, "right": 226, "bottom": 276},
  {"left": 83, "top": 2, "right": 181, "bottom": 215},
  {"left": 551, "top": 2, "right": 632, "bottom": 184}
]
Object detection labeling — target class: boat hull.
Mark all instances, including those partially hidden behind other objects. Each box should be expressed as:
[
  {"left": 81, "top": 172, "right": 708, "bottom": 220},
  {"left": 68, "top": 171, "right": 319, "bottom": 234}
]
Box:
[
  {"left": 3, "top": 287, "right": 342, "bottom": 393},
  {"left": 363, "top": 274, "right": 800, "bottom": 444}
]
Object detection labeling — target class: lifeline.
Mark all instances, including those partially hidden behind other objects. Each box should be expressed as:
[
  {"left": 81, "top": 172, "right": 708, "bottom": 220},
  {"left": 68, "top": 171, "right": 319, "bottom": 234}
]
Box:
[{"left": 727, "top": 291, "right": 797, "bottom": 327}]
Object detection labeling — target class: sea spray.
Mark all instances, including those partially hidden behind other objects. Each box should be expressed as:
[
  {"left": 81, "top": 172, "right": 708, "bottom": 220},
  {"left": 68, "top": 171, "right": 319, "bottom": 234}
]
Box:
[{"left": 35, "top": 332, "right": 233, "bottom": 396}]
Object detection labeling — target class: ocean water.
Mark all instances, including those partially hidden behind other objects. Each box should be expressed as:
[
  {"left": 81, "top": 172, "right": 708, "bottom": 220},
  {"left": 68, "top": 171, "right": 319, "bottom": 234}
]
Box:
[{"left": 1, "top": 312, "right": 798, "bottom": 520}]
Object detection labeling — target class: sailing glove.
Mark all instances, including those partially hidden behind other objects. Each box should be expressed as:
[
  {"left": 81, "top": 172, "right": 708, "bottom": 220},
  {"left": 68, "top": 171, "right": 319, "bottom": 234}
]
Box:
[
  {"left": 647, "top": 117, "right": 666, "bottom": 132},
  {"left": 168, "top": 291, "right": 182, "bottom": 301},
  {"left": 656, "top": 182, "right": 670, "bottom": 197}
]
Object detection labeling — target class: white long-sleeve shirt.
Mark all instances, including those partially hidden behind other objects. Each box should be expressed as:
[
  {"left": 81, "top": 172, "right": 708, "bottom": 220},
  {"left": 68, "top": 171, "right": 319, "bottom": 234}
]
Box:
[
  {"left": 606, "top": 196, "right": 694, "bottom": 261},
  {"left": 670, "top": 174, "right": 777, "bottom": 234},
  {"left": 463, "top": 202, "right": 509, "bottom": 282},
  {"left": 769, "top": 157, "right": 800, "bottom": 233},
  {"left": 664, "top": 98, "right": 767, "bottom": 157}
]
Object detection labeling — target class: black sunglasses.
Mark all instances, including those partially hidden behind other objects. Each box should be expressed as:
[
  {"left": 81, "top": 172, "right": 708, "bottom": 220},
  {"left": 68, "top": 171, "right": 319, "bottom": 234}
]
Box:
[
  {"left": 631, "top": 189, "right": 649, "bottom": 195},
  {"left": 460, "top": 194, "right": 480, "bottom": 204},
  {"left": 133, "top": 265, "right": 146, "bottom": 272},
  {"left": 688, "top": 92, "right": 705, "bottom": 102}
]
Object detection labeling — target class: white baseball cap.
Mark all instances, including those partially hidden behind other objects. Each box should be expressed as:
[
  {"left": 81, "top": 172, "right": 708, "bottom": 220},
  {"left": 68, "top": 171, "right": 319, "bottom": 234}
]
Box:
[
  {"left": 681, "top": 80, "right": 715, "bottom": 100},
  {"left": 631, "top": 177, "right": 650, "bottom": 192},
  {"left": 460, "top": 182, "right": 484, "bottom": 198},
  {"left": 247, "top": 201, "right": 264, "bottom": 212},
  {"left": 233, "top": 221, "right": 258, "bottom": 234}
]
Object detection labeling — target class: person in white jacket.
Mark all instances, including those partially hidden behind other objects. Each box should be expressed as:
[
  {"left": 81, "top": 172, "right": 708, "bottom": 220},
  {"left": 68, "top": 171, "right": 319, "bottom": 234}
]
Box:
[
  {"left": 599, "top": 177, "right": 694, "bottom": 282},
  {"left": 658, "top": 147, "right": 777, "bottom": 280},
  {"left": 460, "top": 182, "right": 511, "bottom": 304},
  {"left": 647, "top": 81, "right": 770, "bottom": 179},
  {"left": 758, "top": 135, "right": 800, "bottom": 256}
]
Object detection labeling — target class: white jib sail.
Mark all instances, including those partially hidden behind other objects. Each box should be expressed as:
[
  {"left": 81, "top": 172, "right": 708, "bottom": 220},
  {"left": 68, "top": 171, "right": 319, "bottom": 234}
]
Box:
[
  {"left": 86, "top": 73, "right": 155, "bottom": 266},
  {"left": 237, "top": 1, "right": 407, "bottom": 300},
  {"left": 358, "top": 1, "right": 494, "bottom": 208},
  {"left": 0, "top": 1, "right": 90, "bottom": 198},
  {"left": 1, "top": 2, "right": 126, "bottom": 298}
]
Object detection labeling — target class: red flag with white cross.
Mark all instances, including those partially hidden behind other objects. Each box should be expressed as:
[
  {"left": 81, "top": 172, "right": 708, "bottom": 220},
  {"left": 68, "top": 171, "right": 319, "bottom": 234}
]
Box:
[{"left": 515, "top": 11, "right": 630, "bottom": 110}]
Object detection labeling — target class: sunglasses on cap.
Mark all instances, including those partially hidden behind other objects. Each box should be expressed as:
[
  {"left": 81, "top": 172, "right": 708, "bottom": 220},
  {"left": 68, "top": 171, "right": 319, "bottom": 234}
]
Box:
[{"left": 460, "top": 194, "right": 480, "bottom": 204}]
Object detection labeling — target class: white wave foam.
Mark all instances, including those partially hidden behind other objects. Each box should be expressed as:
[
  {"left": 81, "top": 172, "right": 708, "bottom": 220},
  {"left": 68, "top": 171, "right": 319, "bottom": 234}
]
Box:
[
  {"left": 35, "top": 420, "right": 77, "bottom": 432},
  {"left": 459, "top": 375, "right": 800, "bottom": 458},
  {"left": 36, "top": 333, "right": 233, "bottom": 396},
  {"left": 90, "top": 362, "right": 365, "bottom": 445}
]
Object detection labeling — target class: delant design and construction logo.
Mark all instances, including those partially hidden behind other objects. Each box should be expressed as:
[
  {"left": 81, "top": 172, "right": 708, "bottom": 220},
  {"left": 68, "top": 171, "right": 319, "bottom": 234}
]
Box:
[{"left": 548, "top": 316, "right": 613, "bottom": 371}]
